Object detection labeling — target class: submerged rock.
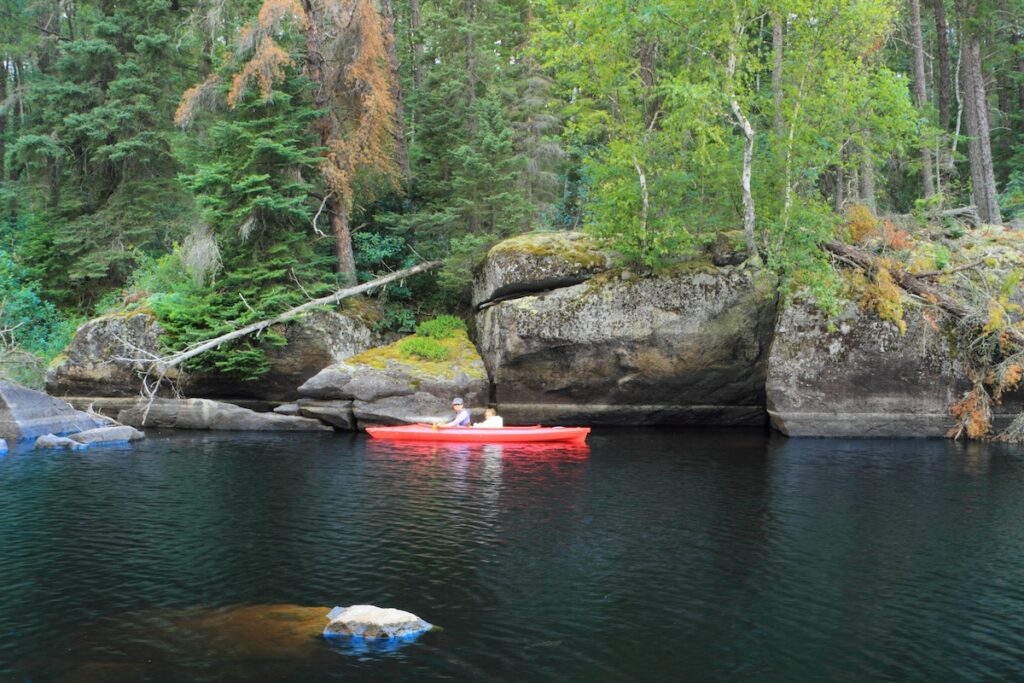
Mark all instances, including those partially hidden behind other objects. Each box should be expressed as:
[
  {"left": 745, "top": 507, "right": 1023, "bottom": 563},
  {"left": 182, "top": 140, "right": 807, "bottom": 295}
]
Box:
[
  {"left": 69, "top": 425, "right": 146, "bottom": 445},
  {"left": 0, "top": 380, "right": 104, "bottom": 443},
  {"left": 117, "top": 398, "right": 331, "bottom": 431},
  {"left": 766, "top": 298, "right": 1024, "bottom": 437},
  {"left": 35, "top": 434, "right": 87, "bottom": 450},
  {"left": 323, "top": 605, "right": 432, "bottom": 639},
  {"left": 299, "top": 330, "right": 487, "bottom": 427},
  {"left": 476, "top": 262, "right": 778, "bottom": 426}
]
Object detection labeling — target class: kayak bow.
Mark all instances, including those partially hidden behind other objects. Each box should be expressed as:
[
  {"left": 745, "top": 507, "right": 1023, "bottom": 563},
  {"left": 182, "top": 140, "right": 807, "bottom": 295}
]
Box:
[{"left": 366, "top": 424, "right": 590, "bottom": 444}]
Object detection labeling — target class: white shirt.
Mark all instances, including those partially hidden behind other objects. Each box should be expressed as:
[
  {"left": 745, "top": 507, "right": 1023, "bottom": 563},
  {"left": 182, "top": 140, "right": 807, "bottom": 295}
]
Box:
[{"left": 473, "top": 416, "right": 504, "bottom": 428}]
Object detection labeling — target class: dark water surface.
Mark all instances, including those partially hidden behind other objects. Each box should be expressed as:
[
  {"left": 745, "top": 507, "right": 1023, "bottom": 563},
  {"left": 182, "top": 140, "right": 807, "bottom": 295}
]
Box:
[{"left": 2, "top": 429, "right": 1024, "bottom": 682}]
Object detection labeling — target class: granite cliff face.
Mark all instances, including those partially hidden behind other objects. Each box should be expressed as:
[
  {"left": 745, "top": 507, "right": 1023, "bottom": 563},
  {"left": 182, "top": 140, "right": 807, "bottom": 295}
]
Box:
[
  {"left": 766, "top": 298, "right": 1024, "bottom": 438},
  {"left": 39, "top": 230, "right": 1024, "bottom": 438},
  {"left": 474, "top": 232, "right": 777, "bottom": 425}
]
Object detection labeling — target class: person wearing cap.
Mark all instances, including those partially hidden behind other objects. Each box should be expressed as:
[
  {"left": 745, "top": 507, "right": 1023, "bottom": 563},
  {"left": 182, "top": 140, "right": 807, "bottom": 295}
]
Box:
[{"left": 443, "top": 397, "right": 471, "bottom": 427}]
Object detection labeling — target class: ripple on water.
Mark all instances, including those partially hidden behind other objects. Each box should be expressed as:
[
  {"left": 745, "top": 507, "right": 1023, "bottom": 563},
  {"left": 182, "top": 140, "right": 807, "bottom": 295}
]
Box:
[{"left": 2, "top": 430, "right": 1024, "bottom": 681}]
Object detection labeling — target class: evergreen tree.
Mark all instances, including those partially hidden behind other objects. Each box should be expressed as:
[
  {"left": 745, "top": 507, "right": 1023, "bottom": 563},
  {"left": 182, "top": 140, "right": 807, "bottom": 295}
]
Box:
[{"left": 7, "top": 0, "right": 195, "bottom": 308}]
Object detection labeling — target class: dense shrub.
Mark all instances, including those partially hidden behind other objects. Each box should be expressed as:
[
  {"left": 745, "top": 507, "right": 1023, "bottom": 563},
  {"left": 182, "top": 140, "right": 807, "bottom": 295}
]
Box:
[
  {"left": 415, "top": 315, "right": 466, "bottom": 340},
  {"left": 397, "top": 336, "right": 450, "bottom": 361}
]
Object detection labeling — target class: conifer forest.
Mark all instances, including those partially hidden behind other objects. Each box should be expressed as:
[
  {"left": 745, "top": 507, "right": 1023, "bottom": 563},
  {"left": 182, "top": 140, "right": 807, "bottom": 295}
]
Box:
[{"left": 2, "top": 0, "right": 1024, "bottom": 438}]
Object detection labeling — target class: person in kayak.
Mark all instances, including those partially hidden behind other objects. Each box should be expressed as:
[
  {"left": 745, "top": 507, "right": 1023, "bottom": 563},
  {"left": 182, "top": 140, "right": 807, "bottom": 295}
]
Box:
[
  {"left": 443, "top": 397, "right": 471, "bottom": 427},
  {"left": 473, "top": 407, "right": 503, "bottom": 428}
]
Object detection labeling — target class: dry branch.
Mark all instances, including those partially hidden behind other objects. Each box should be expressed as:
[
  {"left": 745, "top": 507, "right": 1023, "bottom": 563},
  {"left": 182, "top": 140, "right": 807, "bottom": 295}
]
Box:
[{"left": 822, "top": 240, "right": 1024, "bottom": 347}]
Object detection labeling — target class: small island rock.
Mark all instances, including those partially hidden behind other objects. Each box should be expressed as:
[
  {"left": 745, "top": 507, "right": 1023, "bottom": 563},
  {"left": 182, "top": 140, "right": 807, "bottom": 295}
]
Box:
[{"left": 323, "top": 605, "right": 432, "bottom": 639}]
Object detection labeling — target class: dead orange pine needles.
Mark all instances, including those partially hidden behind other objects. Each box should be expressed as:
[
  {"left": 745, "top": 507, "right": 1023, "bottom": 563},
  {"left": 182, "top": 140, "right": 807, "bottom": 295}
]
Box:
[{"left": 845, "top": 204, "right": 879, "bottom": 243}]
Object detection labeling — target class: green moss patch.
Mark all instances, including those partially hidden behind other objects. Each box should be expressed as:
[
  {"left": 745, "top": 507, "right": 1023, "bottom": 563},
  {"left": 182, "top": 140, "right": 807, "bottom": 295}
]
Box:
[
  {"left": 346, "top": 329, "right": 486, "bottom": 380},
  {"left": 487, "top": 231, "right": 608, "bottom": 270}
]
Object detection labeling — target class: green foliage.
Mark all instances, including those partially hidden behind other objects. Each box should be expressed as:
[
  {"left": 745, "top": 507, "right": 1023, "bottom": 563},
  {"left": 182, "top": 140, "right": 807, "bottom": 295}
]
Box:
[
  {"left": 999, "top": 171, "right": 1024, "bottom": 220},
  {"left": 415, "top": 315, "right": 467, "bottom": 340},
  {"left": 397, "top": 335, "right": 451, "bottom": 362},
  {"left": 151, "top": 66, "right": 336, "bottom": 380},
  {"left": 436, "top": 233, "right": 501, "bottom": 301},
  {"left": 150, "top": 233, "right": 336, "bottom": 380},
  {"left": 0, "top": 249, "right": 76, "bottom": 360},
  {"left": 4, "top": 0, "right": 195, "bottom": 308}
]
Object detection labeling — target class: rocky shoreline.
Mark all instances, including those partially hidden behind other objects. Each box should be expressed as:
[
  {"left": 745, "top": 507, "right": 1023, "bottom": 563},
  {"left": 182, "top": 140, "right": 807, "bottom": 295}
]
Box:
[{"left": 23, "top": 231, "right": 1021, "bottom": 440}]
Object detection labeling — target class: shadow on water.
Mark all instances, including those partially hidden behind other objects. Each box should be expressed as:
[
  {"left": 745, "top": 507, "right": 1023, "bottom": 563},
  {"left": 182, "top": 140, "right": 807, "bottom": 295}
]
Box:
[{"left": 3, "top": 428, "right": 1024, "bottom": 681}]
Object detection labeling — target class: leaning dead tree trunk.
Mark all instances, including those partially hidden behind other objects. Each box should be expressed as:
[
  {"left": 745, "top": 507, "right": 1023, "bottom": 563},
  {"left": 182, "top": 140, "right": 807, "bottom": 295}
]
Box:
[{"left": 151, "top": 260, "right": 441, "bottom": 376}]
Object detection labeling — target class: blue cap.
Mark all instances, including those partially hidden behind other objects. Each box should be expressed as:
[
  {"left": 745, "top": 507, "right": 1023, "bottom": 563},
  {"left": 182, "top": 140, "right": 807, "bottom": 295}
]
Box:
[{"left": 452, "top": 397, "right": 464, "bottom": 405}]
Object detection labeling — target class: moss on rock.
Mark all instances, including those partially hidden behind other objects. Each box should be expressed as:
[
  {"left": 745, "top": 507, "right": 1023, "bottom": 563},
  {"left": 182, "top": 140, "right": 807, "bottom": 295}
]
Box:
[{"left": 346, "top": 329, "right": 486, "bottom": 381}]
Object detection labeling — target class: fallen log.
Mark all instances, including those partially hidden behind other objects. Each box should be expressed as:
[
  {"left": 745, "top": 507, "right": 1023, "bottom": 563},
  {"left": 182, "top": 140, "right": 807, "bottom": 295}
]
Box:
[
  {"left": 154, "top": 260, "right": 441, "bottom": 373},
  {"left": 821, "top": 240, "right": 1024, "bottom": 348}
]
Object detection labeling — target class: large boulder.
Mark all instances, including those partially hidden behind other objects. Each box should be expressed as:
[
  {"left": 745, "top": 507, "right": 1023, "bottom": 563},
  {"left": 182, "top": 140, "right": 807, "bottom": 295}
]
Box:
[
  {"left": 46, "top": 312, "right": 165, "bottom": 398},
  {"left": 766, "top": 298, "right": 1024, "bottom": 437},
  {"left": 117, "top": 398, "right": 331, "bottom": 431},
  {"left": 0, "top": 380, "right": 105, "bottom": 443},
  {"left": 475, "top": 263, "right": 778, "bottom": 426},
  {"left": 46, "top": 308, "right": 379, "bottom": 402},
  {"left": 186, "top": 309, "right": 379, "bottom": 401},
  {"left": 472, "top": 231, "right": 611, "bottom": 308},
  {"left": 299, "top": 330, "right": 488, "bottom": 427}
]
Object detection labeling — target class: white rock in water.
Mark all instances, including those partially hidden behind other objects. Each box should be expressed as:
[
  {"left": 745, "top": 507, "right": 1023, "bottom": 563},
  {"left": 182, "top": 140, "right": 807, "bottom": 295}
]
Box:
[{"left": 323, "top": 605, "right": 432, "bottom": 639}]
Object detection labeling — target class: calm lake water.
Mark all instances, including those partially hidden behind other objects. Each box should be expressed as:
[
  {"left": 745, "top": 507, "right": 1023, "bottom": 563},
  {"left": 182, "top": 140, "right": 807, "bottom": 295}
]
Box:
[{"left": 2, "top": 428, "right": 1024, "bottom": 682}]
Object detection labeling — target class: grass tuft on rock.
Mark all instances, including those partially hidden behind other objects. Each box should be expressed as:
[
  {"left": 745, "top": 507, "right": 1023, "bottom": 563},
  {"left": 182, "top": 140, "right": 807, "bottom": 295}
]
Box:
[
  {"left": 415, "top": 315, "right": 467, "bottom": 340},
  {"left": 397, "top": 336, "right": 450, "bottom": 361}
]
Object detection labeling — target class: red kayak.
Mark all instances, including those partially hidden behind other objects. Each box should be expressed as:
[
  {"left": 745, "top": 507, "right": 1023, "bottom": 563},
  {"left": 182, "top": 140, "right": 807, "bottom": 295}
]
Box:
[{"left": 366, "top": 424, "right": 590, "bottom": 444}]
